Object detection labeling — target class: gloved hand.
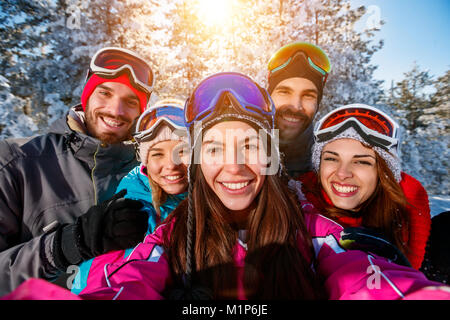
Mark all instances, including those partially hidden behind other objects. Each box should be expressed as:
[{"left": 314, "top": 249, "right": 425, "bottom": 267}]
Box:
[
  {"left": 53, "top": 189, "right": 148, "bottom": 269},
  {"left": 339, "top": 226, "right": 411, "bottom": 267}
]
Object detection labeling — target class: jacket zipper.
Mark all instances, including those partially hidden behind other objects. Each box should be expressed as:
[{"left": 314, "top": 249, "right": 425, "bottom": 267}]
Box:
[{"left": 91, "top": 143, "right": 101, "bottom": 205}]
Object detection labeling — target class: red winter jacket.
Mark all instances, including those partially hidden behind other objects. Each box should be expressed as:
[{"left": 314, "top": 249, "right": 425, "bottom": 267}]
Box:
[{"left": 298, "top": 171, "right": 431, "bottom": 269}]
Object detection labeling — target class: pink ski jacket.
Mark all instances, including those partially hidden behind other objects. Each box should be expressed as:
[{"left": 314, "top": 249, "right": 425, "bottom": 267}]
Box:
[{"left": 3, "top": 212, "right": 449, "bottom": 300}]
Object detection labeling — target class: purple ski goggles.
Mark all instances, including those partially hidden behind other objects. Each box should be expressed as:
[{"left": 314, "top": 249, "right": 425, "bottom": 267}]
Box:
[{"left": 184, "top": 72, "right": 275, "bottom": 128}]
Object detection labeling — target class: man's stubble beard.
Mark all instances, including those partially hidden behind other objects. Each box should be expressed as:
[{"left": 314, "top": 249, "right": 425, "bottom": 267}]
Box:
[
  {"left": 275, "top": 108, "right": 313, "bottom": 142},
  {"left": 85, "top": 106, "right": 134, "bottom": 145}
]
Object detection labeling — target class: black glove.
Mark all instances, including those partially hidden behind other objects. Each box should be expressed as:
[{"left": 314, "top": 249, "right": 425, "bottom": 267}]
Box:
[
  {"left": 53, "top": 189, "right": 148, "bottom": 269},
  {"left": 339, "top": 226, "right": 412, "bottom": 267}
]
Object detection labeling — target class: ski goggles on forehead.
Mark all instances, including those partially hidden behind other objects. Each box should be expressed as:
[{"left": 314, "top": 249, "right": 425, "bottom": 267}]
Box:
[
  {"left": 315, "top": 104, "right": 400, "bottom": 152},
  {"left": 133, "top": 104, "right": 185, "bottom": 144},
  {"left": 268, "top": 42, "right": 331, "bottom": 83},
  {"left": 185, "top": 72, "right": 275, "bottom": 128},
  {"left": 88, "top": 47, "right": 155, "bottom": 95}
]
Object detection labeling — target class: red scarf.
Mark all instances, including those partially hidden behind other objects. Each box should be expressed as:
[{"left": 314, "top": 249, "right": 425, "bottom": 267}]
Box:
[{"left": 299, "top": 171, "right": 363, "bottom": 228}]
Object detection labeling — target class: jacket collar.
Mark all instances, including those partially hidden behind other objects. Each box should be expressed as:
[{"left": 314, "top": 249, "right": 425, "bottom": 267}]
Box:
[{"left": 50, "top": 104, "right": 137, "bottom": 163}]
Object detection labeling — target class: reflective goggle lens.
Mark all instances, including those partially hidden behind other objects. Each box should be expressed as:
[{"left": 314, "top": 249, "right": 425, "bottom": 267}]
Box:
[
  {"left": 186, "top": 73, "right": 273, "bottom": 125},
  {"left": 319, "top": 107, "right": 395, "bottom": 138},
  {"left": 268, "top": 42, "right": 331, "bottom": 75},
  {"left": 91, "top": 48, "right": 154, "bottom": 92},
  {"left": 137, "top": 106, "right": 185, "bottom": 133}
]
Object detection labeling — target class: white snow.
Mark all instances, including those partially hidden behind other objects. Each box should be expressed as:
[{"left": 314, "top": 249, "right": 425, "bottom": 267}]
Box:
[{"left": 429, "top": 195, "right": 450, "bottom": 217}]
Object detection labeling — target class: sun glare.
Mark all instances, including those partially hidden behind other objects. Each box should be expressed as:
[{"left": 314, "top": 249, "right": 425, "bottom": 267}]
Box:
[{"left": 195, "top": 0, "right": 232, "bottom": 27}]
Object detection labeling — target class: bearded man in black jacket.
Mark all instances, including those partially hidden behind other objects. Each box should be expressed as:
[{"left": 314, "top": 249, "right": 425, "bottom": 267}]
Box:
[{"left": 0, "top": 47, "right": 154, "bottom": 295}]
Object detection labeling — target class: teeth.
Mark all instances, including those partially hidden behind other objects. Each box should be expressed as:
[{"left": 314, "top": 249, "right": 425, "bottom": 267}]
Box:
[
  {"left": 282, "top": 115, "right": 301, "bottom": 123},
  {"left": 333, "top": 183, "right": 358, "bottom": 193},
  {"left": 222, "top": 181, "right": 249, "bottom": 190},
  {"left": 165, "top": 175, "right": 182, "bottom": 181},
  {"left": 103, "top": 117, "right": 123, "bottom": 127}
]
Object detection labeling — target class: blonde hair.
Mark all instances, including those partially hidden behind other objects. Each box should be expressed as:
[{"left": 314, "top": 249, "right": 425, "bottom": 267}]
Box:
[{"left": 146, "top": 173, "right": 166, "bottom": 218}]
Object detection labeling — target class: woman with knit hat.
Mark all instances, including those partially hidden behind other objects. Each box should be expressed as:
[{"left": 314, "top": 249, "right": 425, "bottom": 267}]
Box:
[
  {"left": 297, "top": 104, "right": 431, "bottom": 270},
  {"left": 68, "top": 98, "right": 190, "bottom": 295},
  {"left": 118, "top": 98, "right": 189, "bottom": 232},
  {"left": 59, "top": 73, "right": 450, "bottom": 300}
]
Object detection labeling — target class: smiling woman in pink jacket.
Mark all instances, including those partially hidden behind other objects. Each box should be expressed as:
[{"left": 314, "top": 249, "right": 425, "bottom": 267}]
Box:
[
  {"left": 297, "top": 104, "right": 430, "bottom": 270},
  {"left": 3, "top": 73, "right": 449, "bottom": 300}
]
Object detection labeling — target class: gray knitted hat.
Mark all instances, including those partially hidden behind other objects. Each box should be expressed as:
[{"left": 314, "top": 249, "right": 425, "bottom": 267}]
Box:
[{"left": 312, "top": 126, "right": 402, "bottom": 182}]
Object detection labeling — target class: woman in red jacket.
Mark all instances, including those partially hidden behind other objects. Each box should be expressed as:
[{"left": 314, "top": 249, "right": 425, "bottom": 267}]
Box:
[{"left": 298, "top": 104, "right": 431, "bottom": 269}]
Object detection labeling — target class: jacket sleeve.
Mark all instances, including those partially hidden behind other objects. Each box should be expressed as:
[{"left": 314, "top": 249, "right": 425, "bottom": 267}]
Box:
[
  {"left": 306, "top": 213, "right": 450, "bottom": 300},
  {"left": 0, "top": 231, "right": 61, "bottom": 296},
  {"left": 77, "top": 226, "right": 172, "bottom": 300},
  {"left": 0, "top": 140, "right": 61, "bottom": 295},
  {"left": 399, "top": 172, "right": 431, "bottom": 269}
]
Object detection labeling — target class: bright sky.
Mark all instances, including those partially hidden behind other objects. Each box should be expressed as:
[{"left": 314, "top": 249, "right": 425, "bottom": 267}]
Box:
[{"left": 350, "top": 0, "right": 450, "bottom": 89}]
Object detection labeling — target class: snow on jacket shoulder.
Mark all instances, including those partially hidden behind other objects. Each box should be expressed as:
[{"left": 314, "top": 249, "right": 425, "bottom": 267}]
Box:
[{"left": 75, "top": 212, "right": 450, "bottom": 300}]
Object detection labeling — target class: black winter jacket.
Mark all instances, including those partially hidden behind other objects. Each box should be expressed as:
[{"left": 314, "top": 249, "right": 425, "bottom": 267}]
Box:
[
  {"left": 0, "top": 105, "right": 138, "bottom": 295},
  {"left": 279, "top": 123, "right": 314, "bottom": 179}
]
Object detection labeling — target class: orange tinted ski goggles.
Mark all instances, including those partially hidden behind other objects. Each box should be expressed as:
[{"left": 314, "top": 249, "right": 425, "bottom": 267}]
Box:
[{"left": 268, "top": 42, "right": 331, "bottom": 84}]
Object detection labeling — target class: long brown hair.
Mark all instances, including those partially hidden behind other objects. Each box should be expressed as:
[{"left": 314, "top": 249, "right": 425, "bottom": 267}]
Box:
[
  {"left": 362, "top": 152, "right": 410, "bottom": 255},
  {"left": 163, "top": 166, "right": 325, "bottom": 299},
  {"left": 146, "top": 172, "right": 167, "bottom": 218},
  {"left": 311, "top": 150, "right": 410, "bottom": 256}
]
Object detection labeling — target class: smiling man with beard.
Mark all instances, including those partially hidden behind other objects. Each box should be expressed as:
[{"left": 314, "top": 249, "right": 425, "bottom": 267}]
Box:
[
  {"left": 267, "top": 42, "right": 331, "bottom": 178},
  {"left": 0, "top": 47, "right": 154, "bottom": 295}
]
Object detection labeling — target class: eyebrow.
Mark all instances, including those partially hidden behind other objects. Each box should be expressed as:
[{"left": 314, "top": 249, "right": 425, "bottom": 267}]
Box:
[
  {"left": 202, "top": 140, "right": 223, "bottom": 146},
  {"left": 274, "top": 85, "right": 293, "bottom": 92},
  {"left": 323, "top": 150, "right": 375, "bottom": 159},
  {"left": 149, "top": 147, "right": 164, "bottom": 152},
  {"left": 303, "top": 88, "right": 318, "bottom": 95},
  {"left": 203, "top": 135, "right": 259, "bottom": 145},
  {"left": 274, "top": 85, "right": 319, "bottom": 96},
  {"left": 242, "top": 135, "right": 259, "bottom": 143},
  {"left": 353, "top": 154, "right": 376, "bottom": 159},
  {"left": 97, "top": 84, "right": 139, "bottom": 101}
]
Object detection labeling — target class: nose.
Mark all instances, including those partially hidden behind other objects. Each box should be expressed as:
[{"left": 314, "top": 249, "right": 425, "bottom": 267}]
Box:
[
  {"left": 223, "top": 162, "right": 246, "bottom": 175},
  {"left": 108, "top": 98, "right": 126, "bottom": 117},
  {"left": 223, "top": 146, "right": 241, "bottom": 170},
  {"left": 335, "top": 162, "right": 353, "bottom": 180},
  {"left": 289, "top": 95, "right": 303, "bottom": 112},
  {"left": 165, "top": 155, "right": 177, "bottom": 170}
]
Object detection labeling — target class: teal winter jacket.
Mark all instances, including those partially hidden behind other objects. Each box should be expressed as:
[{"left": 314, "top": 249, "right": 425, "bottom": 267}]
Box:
[
  {"left": 116, "top": 164, "right": 187, "bottom": 233},
  {"left": 71, "top": 164, "right": 187, "bottom": 294}
]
